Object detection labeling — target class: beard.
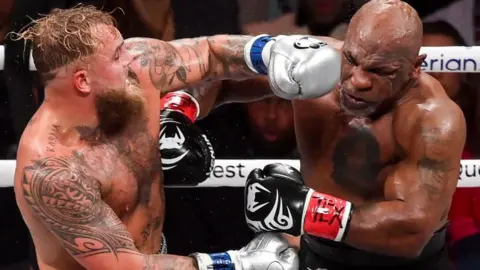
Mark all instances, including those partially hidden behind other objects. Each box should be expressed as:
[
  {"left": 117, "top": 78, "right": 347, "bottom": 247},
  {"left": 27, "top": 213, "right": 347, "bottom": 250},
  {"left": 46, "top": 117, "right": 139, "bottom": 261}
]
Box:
[{"left": 94, "top": 81, "right": 145, "bottom": 137}]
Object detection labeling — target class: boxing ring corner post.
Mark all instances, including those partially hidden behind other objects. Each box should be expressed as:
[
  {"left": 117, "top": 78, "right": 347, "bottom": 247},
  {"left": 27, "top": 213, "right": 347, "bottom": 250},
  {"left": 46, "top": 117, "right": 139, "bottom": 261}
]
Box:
[{"left": 0, "top": 159, "right": 479, "bottom": 188}]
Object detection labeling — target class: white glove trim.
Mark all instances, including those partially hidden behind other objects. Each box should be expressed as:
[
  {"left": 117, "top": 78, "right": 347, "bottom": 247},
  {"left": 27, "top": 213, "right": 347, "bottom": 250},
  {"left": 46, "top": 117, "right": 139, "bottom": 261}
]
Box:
[
  {"left": 335, "top": 201, "right": 353, "bottom": 242},
  {"left": 227, "top": 250, "right": 242, "bottom": 270},
  {"left": 301, "top": 189, "right": 315, "bottom": 235},
  {"left": 192, "top": 253, "right": 213, "bottom": 270}
]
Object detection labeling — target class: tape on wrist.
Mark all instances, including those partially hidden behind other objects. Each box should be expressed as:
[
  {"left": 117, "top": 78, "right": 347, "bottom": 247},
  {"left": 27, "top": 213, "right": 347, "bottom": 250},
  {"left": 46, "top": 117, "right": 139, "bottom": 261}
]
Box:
[
  {"left": 303, "top": 190, "right": 353, "bottom": 242},
  {"left": 192, "top": 252, "right": 236, "bottom": 270},
  {"left": 244, "top": 35, "right": 274, "bottom": 75},
  {"left": 160, "top": 91, "right": 200, "bottom": 122}
]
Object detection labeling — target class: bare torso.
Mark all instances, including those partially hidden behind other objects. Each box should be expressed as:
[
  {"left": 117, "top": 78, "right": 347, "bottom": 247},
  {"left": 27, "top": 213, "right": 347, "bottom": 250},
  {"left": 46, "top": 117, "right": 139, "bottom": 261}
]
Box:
[
  {"left": 294, "top": 73, "right": 449, "bottom": 229},
  {"left": 15, "top": 57, "right": 163, "bottom": 270}
]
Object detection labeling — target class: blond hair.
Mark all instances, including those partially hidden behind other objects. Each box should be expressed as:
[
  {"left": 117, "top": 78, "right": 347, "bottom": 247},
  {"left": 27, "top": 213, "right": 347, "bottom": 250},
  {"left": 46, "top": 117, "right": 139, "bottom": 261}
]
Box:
[{"left": 17, "top": 5, "right": 117, "bottom": 82}]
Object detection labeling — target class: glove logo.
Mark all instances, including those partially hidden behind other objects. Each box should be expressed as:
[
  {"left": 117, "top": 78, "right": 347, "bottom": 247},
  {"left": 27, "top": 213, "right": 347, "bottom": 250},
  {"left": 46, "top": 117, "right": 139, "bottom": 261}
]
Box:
[
  {"left": 246, "top": 183, "right": 271, "bottom": 213},
  {"left": 159, "top": 120, "right": 189, "bottom": 170},
  {"left": 293, "top": 37, "right": 327, "bottom": 50},
  {"left": 245, "top": 183, "right": 293, "bottom": 232}
]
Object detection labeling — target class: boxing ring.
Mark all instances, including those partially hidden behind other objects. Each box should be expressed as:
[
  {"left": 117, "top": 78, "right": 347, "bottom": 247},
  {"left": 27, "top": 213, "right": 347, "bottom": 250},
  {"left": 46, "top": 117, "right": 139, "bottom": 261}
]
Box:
[
  {"left": 0, "top": 159, "right": 480, "bottom": 188},
  {"left": 1, "top": 44, "right": 480, "bottom": 189}
]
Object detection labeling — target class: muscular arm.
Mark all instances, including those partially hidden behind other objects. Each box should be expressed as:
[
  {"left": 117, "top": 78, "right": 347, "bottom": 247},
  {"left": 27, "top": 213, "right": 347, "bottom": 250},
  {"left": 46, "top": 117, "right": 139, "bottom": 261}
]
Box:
[
  {"left": 344, "top": 104, "right": 466, "bottom": 257},
  {"left": 126, "top": 35, "right": 344, "bottom": 115},
  {"left": 125, "top": 35, "right": 256, "bottom": 95},
  {"left": 213, "top": 36, "right": 344, "bottom": 107},
  {"left": 21, "top": 155, "right": 197, "bottom": 270}
]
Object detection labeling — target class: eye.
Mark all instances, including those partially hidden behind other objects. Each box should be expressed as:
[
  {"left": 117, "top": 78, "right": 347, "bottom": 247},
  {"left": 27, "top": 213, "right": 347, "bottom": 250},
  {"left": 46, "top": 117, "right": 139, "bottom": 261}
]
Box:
[
  {"left": 368, "top": 68, "right": 395, "bottom": 76},
  {"left": 344, "top": 52, "right": 356, "bottom": 65}
]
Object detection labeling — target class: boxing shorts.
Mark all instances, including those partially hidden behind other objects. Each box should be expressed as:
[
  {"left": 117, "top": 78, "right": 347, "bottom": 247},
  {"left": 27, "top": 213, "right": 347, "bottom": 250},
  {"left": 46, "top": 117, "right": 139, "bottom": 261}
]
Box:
[{"left": 299, "top": 226, "right": 451, "bottom": 270}]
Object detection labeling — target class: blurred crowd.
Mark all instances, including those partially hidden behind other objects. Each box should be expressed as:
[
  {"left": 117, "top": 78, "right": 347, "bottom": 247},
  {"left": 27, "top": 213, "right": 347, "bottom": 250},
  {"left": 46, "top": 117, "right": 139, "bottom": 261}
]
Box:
[{"left": 0, "top": 0, "right": 479, "bottom": 269}]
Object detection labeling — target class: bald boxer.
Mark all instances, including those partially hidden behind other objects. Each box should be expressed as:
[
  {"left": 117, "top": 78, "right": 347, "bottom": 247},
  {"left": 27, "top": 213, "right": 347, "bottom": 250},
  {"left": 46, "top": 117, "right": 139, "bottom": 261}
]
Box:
[
  {"left": 13, "top": 5, "right": 341, "bottom": 270},
  {"left": 240, "top": 1, "right": 464, "bottom": 269}
]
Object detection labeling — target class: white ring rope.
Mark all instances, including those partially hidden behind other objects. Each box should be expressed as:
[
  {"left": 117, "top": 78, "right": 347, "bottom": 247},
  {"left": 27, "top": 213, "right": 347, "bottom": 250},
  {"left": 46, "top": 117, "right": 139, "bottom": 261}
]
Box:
[
  {"left": 0, "top": 159, "right": 479, "bottom": 188},
  {"left": 0, "top": 45, "right": 480, "bottom": 72}
]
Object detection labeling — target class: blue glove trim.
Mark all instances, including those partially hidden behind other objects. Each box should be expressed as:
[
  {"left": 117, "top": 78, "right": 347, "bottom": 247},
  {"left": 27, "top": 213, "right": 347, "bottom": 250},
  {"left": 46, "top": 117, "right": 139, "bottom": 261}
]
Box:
[
  {"left": 250, "top": 35, "right": 274, "bottom": 75},
  {"left": 208, "top": 252, "right": 234, "bottom": 270}
]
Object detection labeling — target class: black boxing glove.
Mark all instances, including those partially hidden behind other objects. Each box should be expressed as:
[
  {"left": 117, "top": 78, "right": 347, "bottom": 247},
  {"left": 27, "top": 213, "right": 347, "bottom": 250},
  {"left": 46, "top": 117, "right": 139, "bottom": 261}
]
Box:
[
  {"left": 159, "top": 91, "right": 214, "bottom": 186},
  {"left": 245, "top": 163, "right": 353, "bottom": 242}
]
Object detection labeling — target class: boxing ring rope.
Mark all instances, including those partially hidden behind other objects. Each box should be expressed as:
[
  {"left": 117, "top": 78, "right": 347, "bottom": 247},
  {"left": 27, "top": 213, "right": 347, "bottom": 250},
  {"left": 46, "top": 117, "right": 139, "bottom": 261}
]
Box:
[
  {"left": 0, "top": 159, "right": 479, "bottom": 188},
  {"left": 1, "top": 44, "right": 480, "bottom": 188},
  {"left": 2, "top": 45, "right": 480, "bottom": 72}
]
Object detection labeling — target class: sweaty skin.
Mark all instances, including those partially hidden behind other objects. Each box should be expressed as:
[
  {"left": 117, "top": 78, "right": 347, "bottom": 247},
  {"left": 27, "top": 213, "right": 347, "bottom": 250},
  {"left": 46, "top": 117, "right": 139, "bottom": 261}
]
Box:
[
  {"left": 207, "top": 0, "right": 466, "bottom": 258},
  {"left": 14, "top": 16, "right": 257, "bottom": 270}
]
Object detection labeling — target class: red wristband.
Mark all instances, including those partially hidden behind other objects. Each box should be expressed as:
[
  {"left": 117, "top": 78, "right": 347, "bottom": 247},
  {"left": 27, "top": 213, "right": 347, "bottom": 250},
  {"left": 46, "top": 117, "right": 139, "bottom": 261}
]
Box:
[
  {"left": 161, "top": 91, "right": 200, "bottom": 122},
  {"left": 303, "top": 190, "right": 353, "bottom": 242}
]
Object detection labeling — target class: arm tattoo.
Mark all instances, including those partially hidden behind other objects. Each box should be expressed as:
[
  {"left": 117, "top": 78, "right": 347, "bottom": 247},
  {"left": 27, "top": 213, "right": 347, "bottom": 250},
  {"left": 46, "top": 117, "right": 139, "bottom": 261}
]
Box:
[
  {"left": 127, "top": 40, "right": 193, "bottom": 90},
  {"left": 205, "top": 35, "right": 253, "bottom": 79},
  {"left": 171, "top": 38, "right": 208, "bottom": 77},
  {"left": 126, "top": 35, "right": 254, "bottom": 92},
  {"left": 22, "top": 156, "right": 138, "bottom": 258},
  {"left": 46, "top": 124, "right": 61, "bottom": 153},
  {"left": 416, "top": 127, "right": 452, "bottom": 200}
]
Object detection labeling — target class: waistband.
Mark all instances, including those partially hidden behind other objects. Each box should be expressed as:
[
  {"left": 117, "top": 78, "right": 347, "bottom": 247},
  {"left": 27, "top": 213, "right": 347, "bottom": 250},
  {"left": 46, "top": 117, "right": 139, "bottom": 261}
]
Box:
[{"left": 301, "top": 225, "right": 447, "bottom": 267}]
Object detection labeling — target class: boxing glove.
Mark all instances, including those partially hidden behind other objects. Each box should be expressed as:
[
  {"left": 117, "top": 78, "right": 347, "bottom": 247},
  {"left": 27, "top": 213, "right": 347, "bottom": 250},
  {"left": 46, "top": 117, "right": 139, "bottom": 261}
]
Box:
[
  {"left": 192, "top": 232, "right": 298, "bottom": 270},
  {"left": 244, "top": 164, "right": 354, "bottom": 242},
  {"left": 159, "top": 91, "right": 215, "bottom": 186},
  {"left": 244, "top": 35, "right": 341, "bottom": 100}
]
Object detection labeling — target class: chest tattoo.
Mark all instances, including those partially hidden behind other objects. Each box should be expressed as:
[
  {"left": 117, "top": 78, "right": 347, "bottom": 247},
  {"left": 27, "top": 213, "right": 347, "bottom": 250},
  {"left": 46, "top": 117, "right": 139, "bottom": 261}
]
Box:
[
  {"left": 331, "top": 126, "right": 381, "bottom": 196},
  {"left": 76, "top": 121, "right": 161, "bottom": 206}
]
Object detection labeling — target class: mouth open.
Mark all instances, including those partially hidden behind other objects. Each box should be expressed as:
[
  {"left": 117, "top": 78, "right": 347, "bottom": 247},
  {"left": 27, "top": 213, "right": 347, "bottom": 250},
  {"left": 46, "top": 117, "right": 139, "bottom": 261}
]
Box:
[{"left": 344, "top": 93, "right": 369, "bottom": 106}]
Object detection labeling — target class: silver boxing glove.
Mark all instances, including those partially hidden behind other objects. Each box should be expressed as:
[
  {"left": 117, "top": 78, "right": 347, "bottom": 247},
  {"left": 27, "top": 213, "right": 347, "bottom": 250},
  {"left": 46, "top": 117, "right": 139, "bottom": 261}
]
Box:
[
  {"left": 244, "top": 34, "right": 341, "bottom": 100},
  {"left": 192, "top": 233, "right": 298, "bottom": 270}
]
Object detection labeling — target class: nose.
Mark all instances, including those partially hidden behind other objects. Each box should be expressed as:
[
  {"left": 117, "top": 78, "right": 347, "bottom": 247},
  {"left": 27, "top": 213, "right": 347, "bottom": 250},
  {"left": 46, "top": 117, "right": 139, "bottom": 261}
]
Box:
[{"left": 351, "top": 67, "right": 372, "bottom": 91}]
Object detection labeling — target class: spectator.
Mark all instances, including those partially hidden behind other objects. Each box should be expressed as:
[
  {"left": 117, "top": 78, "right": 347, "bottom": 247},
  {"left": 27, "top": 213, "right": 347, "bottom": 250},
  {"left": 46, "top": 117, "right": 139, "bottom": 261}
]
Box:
[
  {"left": 423, "top": 20, "right": 480, "bottom": 270},
  {"left": 200, "top": 84, "right": 298, "bottom": 159},
  {"left": 96, "top": 0, "right": 175, "bottom": 40},
  {"left": 423, "top": 21, "right": 474, "bottom": 113},
  {"left": 242, "top": 0, "right": 351, "bottom": 38},
  {"left": 0, "top": 0, "right": 12, "bottom": 42},
  {"left": 241, "top": 97, "right": 297, "bottom": 158},
  {"left": 423, "top": 0, "right": 475, "bottom": 45}
]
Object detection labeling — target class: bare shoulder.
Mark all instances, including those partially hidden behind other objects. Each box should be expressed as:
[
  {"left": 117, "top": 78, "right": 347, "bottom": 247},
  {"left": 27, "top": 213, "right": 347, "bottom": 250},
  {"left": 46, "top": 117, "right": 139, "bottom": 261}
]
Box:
[
  {"left": 17, "top": 133, "right": 96, "bottom": 194},
  {"left": 395, "top": 80, "right": 466, "bottom": 156},
  {"left": 15, "top": 120, "right": 96, "bottom": 196}
]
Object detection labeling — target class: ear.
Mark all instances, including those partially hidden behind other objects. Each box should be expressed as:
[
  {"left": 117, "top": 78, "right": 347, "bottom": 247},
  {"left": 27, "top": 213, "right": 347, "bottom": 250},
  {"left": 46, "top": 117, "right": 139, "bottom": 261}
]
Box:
[
  {"left": 411, "top": 54, "right": 427, "bottom": 78},
  {"left": 73, "top": 70, "right": 91, "bottom": 96}
]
